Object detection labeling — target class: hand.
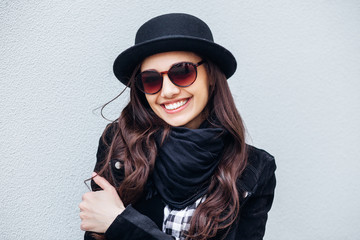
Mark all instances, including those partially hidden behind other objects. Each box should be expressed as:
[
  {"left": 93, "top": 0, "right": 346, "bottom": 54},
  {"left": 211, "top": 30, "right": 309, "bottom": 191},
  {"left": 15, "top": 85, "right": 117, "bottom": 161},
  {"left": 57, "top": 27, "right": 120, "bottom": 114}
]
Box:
[{"left": 79, "top": 172, "right": 125, "bottom": 233}]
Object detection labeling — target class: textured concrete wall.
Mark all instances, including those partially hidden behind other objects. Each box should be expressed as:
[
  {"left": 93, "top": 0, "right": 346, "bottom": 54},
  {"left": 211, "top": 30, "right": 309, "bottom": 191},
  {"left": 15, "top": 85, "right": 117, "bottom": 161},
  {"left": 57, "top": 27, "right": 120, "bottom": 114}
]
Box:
[{"left": 1, "top": 1, "right": 359, "bottom": 239}]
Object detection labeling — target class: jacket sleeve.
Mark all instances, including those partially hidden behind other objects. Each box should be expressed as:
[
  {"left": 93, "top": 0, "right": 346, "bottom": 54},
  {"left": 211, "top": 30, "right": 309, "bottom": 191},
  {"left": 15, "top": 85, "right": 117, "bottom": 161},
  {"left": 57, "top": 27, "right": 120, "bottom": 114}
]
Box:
[
  {"left": 84, "top": 206, "right": 175, "bottom": 240},
  {"left": 231, "top": 149, "right": 277, "bottom": 240},
  {"left": 104, "top": 205, "right": 175, "bottom": 240}
]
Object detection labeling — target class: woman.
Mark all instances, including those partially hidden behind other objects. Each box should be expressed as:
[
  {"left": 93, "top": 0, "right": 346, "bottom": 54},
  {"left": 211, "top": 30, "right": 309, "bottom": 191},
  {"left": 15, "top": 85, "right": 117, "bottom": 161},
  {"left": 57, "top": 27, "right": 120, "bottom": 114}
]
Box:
[{"left": 79, "top": 13, "right": 276, "bottom": 240}]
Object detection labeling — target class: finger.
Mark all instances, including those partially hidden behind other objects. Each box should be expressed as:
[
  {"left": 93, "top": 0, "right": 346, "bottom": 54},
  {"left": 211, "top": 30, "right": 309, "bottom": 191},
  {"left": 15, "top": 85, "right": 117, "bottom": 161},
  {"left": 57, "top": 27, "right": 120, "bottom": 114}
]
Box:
[
  {"left": 79, "top": 201, "right": 87, "bottom": 211},
  {"left": 80, "top": 222, "right": 89, "bottom": 231},
  {"left": 82, "top": 191, "right": 92, "bottom": 201},
  {"left": 79, "top": 211, "right": 86, "bottom": 220},
  {"left": 92, "top": 172, "right": 114, "bottom": 191}
]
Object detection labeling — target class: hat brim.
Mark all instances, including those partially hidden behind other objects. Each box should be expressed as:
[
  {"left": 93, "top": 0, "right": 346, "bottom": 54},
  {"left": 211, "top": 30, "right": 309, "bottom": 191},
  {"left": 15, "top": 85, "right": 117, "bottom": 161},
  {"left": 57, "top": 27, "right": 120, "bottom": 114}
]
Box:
[{"left": 113, "top": 36, "right": 237, "bottom": 86}]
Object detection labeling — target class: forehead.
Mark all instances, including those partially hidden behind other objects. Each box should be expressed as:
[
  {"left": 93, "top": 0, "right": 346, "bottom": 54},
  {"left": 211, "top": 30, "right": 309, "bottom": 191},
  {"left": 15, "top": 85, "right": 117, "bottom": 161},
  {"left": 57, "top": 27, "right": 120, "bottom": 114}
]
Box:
[{"left": 141, "top": 51, "right": 201, "bottom": 71}]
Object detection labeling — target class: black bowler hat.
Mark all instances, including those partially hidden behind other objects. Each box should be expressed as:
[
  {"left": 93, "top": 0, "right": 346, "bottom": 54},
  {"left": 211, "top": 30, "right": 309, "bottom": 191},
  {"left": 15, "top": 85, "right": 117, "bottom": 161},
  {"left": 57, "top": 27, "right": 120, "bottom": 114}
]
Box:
[{"left": 113, "top": 13, "right": 237, "bottom": 86}]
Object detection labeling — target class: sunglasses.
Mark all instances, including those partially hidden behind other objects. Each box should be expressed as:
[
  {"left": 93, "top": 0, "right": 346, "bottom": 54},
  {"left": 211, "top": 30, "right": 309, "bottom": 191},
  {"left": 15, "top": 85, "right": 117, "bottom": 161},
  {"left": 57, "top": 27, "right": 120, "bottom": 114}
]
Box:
[{"left": 135, "top": 60, "right": 205, "bottom": 94}]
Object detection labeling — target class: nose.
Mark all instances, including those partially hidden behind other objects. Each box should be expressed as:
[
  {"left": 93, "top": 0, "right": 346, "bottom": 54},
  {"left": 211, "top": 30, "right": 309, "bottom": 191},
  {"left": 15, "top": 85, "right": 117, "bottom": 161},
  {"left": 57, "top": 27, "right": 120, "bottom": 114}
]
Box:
[{"left": 160, "top": 74, "right": 180, "bottom": 98}]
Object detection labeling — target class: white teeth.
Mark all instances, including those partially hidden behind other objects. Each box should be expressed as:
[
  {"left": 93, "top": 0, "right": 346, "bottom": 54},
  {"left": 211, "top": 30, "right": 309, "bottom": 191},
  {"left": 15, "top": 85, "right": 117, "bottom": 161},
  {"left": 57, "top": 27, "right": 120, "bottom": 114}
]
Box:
[{"left": 164, "top": 99, "right": 188, "bottom": 110}]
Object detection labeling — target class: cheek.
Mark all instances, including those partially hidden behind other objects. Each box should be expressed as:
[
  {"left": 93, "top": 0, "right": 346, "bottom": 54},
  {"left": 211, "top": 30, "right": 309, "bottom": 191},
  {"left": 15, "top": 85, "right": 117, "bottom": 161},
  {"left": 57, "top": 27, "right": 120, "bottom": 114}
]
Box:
[
  {"left": 145, "top": 95, "right": 159, "bottom": 112},
  {"left": 192, "top": 84, "right": 210, "bottom": 110},
  {"left": 201, "top": 90, "right": 210, "bottom": 107},
  {"left": 145, "top": 95, "right": 154, "bottom": 105},
  {"left": 199, "top": 77, "right": 210, "bottom": 103}
]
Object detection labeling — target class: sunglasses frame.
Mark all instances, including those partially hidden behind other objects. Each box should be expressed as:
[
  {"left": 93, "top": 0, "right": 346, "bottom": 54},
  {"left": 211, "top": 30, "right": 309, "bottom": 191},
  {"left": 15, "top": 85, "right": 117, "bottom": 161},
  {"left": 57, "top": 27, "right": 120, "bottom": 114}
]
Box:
[{"left": 135, "top": 60, "right": 206, "bottom": 95}]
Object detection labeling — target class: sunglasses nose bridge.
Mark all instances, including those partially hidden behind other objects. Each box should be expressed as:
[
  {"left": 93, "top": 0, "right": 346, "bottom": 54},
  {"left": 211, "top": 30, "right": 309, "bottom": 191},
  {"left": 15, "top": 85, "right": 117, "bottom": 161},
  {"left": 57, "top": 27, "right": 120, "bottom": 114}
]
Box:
[
  {"left": 159, "top": 70, "right": 171, "bottom": 84},
  {"left": 160, "top": 72, "right": 181, "bottom": 98},
  {"left": 159, "top": 70, "right": 169, "bottom": 77}
]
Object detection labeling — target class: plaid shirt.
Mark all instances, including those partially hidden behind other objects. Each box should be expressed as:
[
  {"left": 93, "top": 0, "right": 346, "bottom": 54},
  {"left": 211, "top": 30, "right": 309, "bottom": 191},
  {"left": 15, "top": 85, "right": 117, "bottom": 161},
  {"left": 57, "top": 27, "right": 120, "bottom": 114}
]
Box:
[{"left": 162, "top": 198, "right": 204, "bottom": 240}]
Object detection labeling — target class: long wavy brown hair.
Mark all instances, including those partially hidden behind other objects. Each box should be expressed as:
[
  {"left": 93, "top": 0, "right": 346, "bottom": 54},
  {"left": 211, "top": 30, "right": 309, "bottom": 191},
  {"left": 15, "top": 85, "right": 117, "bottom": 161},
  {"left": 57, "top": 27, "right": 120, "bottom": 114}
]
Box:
[{"left": 92, "top": 58, "right": 247, "bottom": 240}]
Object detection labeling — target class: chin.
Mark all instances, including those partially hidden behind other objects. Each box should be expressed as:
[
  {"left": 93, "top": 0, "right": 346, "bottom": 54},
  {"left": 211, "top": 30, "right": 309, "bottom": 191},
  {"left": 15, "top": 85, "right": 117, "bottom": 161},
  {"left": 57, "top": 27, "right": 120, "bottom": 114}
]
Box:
[{"left": 165, "top": 121, "right": 187, "bottom": 127}]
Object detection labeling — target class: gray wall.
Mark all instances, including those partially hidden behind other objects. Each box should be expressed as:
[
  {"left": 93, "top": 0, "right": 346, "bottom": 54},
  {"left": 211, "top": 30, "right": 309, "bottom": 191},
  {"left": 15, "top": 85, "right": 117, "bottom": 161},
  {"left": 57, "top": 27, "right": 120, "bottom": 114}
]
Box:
[{"left": 1, "top": 1, "right": 359, "bottom": 239}]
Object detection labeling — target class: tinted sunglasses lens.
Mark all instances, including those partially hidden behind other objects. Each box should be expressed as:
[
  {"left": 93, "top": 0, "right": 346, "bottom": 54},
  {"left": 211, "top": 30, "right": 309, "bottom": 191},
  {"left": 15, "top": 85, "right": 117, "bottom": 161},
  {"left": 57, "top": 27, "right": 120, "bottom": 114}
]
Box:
[
  {"left": 169, "top": 63, "right": 197, "bottom": 87},
  {"left": 138, "top": 71, "right": 162, "bottom": 94}
]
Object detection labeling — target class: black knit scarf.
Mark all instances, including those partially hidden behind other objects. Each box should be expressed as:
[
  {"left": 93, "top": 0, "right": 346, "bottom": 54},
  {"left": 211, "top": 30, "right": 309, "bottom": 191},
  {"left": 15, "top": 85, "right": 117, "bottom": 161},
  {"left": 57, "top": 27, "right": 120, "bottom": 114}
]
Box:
[{"left": 152, "top": 122, "right": 227, "bottom": 210}]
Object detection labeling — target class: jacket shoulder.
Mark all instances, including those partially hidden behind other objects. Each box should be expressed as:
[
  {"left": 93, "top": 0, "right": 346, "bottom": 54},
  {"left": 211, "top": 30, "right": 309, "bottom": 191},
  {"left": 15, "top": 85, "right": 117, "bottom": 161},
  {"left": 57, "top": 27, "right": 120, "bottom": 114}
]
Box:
[
  {"left": 91, "top": 121, "right": 120, "bottom": 191},
  {"left": 247, "top": 145, "right": 276, "bottom": 173},
  {"left": 237, "top": 145, "right": 276, "bottom": 199},
  {"left": 95, "top": 122, "right": 119, "bottom": 160}
]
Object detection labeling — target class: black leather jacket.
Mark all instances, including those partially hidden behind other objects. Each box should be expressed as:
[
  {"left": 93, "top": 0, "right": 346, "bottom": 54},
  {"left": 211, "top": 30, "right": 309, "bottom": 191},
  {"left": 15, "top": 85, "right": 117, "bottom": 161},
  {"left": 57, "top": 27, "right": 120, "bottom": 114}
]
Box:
[{"left": 85, "top": 127, "right": 276, "bottom": 240}]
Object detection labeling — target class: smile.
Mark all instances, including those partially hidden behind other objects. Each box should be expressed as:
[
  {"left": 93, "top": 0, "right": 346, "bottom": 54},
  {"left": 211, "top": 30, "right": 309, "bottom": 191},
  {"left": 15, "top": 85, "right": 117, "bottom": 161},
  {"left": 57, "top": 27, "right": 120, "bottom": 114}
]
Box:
[{"left": 163, "top": 99, "right": 189, "bottom": 110}]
